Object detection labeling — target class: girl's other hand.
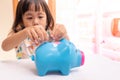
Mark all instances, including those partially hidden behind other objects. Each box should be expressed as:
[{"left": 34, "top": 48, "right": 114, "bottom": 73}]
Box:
[
  {"left": 51, "top": 24, "right": 67, "bottom": 41},
  {"left": 24, "top": 25, "right": 48, "bottom": 45}
]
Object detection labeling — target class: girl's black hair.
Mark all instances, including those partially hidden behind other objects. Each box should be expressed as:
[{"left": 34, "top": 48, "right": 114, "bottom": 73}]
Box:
[{"left": 12, "top": 0, "right": 54, "bottom": 32}]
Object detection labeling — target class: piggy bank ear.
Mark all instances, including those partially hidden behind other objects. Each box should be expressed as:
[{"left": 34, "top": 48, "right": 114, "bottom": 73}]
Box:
[
  {"left": 57, "top": 39, "right": 68, "bottom": 49},
  {"left": 57, "top": 40, "right": 70, "bottom": 55},
  {"left": 69, "top": 42, "right": 77, "bottom": 50}
]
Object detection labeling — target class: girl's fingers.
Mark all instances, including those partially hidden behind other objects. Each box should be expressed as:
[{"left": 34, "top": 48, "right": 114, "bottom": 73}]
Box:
[
  {"left": 39, "top": 26, "right": 48, "bottom": 41},
  {"left": 53, "top": 29, "right": 63, "bottom": 41},
  {"left": 52, "top": 27, "right": 58, "bottom": 38},
  {"left": 34, "top": 25, "right": 48, "bottom": 42},
  {"left": 30, "top": 29, "right": 40, "bottom": 44},
  {"left": 27, "top": 30, "right": 34, "bottom": 41},
  {"left": 34, "top": 28, "right": 43, "bottom": 41},
  {"left": 55, "top": 34, "right": 64, "bottom": 41}
]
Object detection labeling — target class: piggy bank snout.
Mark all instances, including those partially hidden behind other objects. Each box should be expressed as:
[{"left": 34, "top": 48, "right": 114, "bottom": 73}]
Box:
[{"left": 80, "top": 51, "right": 85, "bottom": 66}]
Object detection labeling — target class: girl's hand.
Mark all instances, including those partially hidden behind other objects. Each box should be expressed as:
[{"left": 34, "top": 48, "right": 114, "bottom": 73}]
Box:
[
  {"left": 24, "top": 25, "right": 48, "bottom": 45},
  {"left": 51, "top": 24, "right": 68, "bottom": 41}
]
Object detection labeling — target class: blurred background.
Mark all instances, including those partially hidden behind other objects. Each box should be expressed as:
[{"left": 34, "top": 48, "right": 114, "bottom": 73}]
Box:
[{"left": 0, "top": 0, "right": 120, "bottom": 61}]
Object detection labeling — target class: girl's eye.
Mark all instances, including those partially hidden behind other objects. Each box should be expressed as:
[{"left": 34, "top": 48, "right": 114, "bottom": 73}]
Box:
[
  {"left": 27, "top": 17, "right": 33, "bottom": 20},
  {"left": 38, "top": 16, "right": 43, "bottom": 19}
]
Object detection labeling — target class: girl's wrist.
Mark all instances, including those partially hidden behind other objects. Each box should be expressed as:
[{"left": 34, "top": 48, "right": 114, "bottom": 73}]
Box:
[{"left": 22, "top": 28, "right": 29, "bottom": 39}]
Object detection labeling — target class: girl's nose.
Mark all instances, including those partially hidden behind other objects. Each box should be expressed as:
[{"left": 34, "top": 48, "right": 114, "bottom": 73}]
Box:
[{"left": 33, "top": 18, "right": 39, "bottom": 26}]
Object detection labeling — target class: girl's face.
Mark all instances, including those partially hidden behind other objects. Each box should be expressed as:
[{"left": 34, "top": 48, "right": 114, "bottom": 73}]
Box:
[{"left": 22, "top": 4, "right": 47, "bottom": 29}]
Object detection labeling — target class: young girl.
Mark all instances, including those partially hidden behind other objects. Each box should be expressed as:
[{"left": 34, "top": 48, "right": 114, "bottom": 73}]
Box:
[{"left": 2, "top": 0, "right": 69, "bottom": 59}]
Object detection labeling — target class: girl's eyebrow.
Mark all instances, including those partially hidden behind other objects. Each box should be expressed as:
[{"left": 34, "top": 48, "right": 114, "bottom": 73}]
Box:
[
  {"left": 24, "top": 11, "right": 45, "bottom": 16},
  {"left": 38, "top": 12, "right": 45, "bottom": 15},
  {"left": 25, "top": 12, "right": 32, "bottom": 16}
]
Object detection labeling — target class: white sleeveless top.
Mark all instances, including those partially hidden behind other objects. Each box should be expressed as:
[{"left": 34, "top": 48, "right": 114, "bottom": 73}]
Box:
[{"left": 15, "top": 38, "right": 37, "bottom": 60}]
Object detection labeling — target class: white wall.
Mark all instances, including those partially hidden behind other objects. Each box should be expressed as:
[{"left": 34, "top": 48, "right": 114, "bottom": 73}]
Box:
[
  {"left": 56, "top": 0, "right": 78, "bottom": 44},
  {"left": 0, "top": 0, "right": 16, "bottom": 60}
]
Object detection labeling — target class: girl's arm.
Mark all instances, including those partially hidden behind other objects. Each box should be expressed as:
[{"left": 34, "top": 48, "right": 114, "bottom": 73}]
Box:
[
  {"left": 51, "top": 24, "right": 69, "bottom": 41},
  {"left": 1, "top": 29, "right": 27, "bottom": 51},
  {"left": 2, "top": 25, "right": 48, "bottom": 51}
]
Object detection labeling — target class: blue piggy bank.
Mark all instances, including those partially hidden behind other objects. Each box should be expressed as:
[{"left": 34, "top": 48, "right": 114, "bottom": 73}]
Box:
[{"left": 35, "top": 39, "right": 85, "bottom": 76}]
